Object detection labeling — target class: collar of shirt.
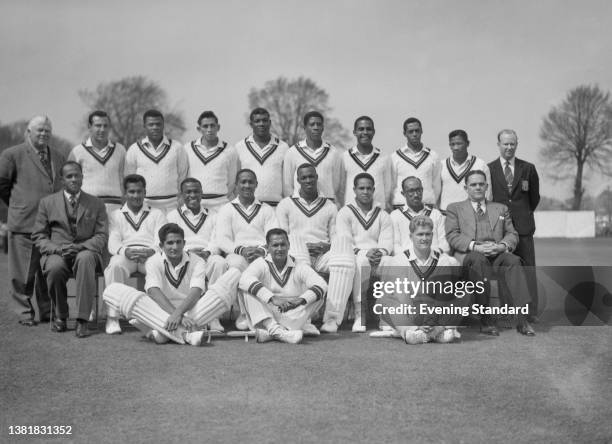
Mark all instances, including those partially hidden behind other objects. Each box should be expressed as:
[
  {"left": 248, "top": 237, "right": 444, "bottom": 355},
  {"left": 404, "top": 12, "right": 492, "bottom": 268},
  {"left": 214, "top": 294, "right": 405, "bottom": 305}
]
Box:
[
  {"left": 499, "top": 157, "right": 515, "bottom": 170},
  {"left": 407, "top": 248, "right": 438, "bottom": 266},
  {"left": 84, "top": 137, "right": 113, "bottom": 153},
  {"left": 142, "top": 135, "right": 170, "bottom": 151},
  {"left": 120, "top": 203, "right": 150, "bottom": 217},
  {"left": 162, "top": 251, "right": 190, "bottom": 273},
  {"left": 247, "top": 134, "right": 279, "bottom": 149},
  {"left": 297, "top": 139, "right": 331, "bottom": 153},
  {"left": 349, "top": 145, "right": 380, "bottom": 158},
  {"left": 350, "top": 200, "right": 380, "bottom": 217},
  {"left": 180, "top": 204, "right": 207, "bottom": 218},
  {"left": 230, "top": 197, "right": 262, "bottom": 211},
  {"left": 264, "top": 253, "right": 295, "bottom": 274},
  {"left": 193, "top": 137, "right": 225, "bottom": 153},
  {"left": 403, "top": 204, "right": 427, "bottom": 215},
  {"left": 470, "top": 200, "right": 486, "bottom": 213},
  {"left": 63, "top": 190, "right": 81, "bottom": 202},
  {"left": 449, "top": 155, "right": 474, "bottom": 168},
  {"left": 292, "top": 191, "right": 326, "bottom": 204},
  {"left": 399, "top": 144, "right": 429, "bottom": 158}
]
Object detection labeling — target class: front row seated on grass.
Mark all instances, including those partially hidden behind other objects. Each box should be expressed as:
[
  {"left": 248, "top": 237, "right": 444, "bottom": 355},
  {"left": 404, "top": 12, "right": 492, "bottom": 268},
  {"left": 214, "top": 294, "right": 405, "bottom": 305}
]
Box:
[{"left": 102, "top": 224, "right": 328, "bottom": 345}]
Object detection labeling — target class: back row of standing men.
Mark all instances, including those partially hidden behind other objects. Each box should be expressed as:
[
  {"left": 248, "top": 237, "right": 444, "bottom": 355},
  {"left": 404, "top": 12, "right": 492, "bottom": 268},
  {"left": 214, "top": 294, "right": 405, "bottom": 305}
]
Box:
[{"left": 0, "top": 109, "right": 540, "bottom": 337}]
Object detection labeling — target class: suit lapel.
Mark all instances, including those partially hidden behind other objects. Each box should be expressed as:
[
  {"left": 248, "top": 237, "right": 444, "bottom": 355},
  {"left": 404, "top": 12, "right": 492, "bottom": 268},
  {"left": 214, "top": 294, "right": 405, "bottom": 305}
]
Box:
[
  {"left": 510, "top": 159, "right": 523, "bottom": 194},
  {"left": 491, "top": 161, "right": 508, "bottom": 192},
  {"left": 460, "top": 200, "right": 476, "bottom": 237},
  {"left": 76, "top": 193, "right": 87, "bottom": 222},
  {"left": 487, "top": 202, "right": 499, "bottom": 229},
  {"left": 27, "top": 146, "right": 50, "bottom": 177}
]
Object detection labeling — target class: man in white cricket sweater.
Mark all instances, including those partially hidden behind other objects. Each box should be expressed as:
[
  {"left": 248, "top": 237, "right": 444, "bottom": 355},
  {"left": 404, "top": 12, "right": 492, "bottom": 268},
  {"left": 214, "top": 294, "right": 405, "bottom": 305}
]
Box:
[
  {"left": 391, "top": 176, "right": 449, "bottom": 255},
  {"left": 167, "top": 177, "right": 228, "bottom": 332},
  {"left": 340, "top": 116, "right": 393, "bottom": 209},
  {"left": 104, "top": 223, "right": 241, "bottom": 346},
  {"left": 283, "top": 111, "right": 344, "bottom": 205},
  {"left": 374, "top": 215, "right": 462, "bottom": 344},
  {"left": 238, "top": 228, "right": 327, "bottom": 344},
  {"left": 215, "top": 169, "right": 279, "bottom": 330},
  {"left": 68, "top": 110, "right": 126, "bottom": 216},
  {"left": 390, "top": 117, "right": 441, "bottom": 209},
  {"left": 321, "top": 173, "right": 393, "bottom": 334},
  {"left": 436, "top": 129, "right": 491, "bottom": 211},
  {"left": 184, "top": 111, "right": 238, "bottom": 215},
  {"left": 235, "top": 108, "right": 290, "bottom": 207},
  {"left": 104, "top": 174, "right": 166, "bottom": 334},
  {"left": 125, "top": 109, "right": 188, "bottom": 215}
]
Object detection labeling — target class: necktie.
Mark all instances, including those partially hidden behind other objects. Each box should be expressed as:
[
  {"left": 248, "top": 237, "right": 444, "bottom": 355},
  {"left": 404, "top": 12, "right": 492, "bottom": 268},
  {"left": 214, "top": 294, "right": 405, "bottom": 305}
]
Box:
[
  {"left": 476, "top": 201, "right": 484, "bottom": 216},
  {"left": 38, "top": 150, "right": 53, "bottom": 179},
  {"left": 504, "top": 161, "right": 513, "bottom": 188}
]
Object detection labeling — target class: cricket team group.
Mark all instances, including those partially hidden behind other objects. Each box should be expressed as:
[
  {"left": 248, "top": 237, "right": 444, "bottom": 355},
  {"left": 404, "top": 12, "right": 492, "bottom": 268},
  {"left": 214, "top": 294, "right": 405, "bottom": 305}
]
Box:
[{"left": 0, "top": 107, "right": 540, "bottom": 345}]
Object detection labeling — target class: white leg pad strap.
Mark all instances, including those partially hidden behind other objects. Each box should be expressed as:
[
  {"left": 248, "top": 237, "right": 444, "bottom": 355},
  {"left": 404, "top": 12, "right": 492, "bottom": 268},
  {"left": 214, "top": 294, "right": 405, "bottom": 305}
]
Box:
[{"left": 323, "top": 235, "right": 355, "bottom": 325}]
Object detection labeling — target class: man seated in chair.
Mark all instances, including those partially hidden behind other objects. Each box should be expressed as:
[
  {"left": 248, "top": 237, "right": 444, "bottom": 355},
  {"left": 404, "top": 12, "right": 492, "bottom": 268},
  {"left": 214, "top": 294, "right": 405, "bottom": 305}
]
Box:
[
  {"left": 238, "top": 228, "right": 327, "bottom": 344},
  {"left": 32, "top": 161, "right": 108, "bottom": 338},
  {"left": 320, "top": 173, "right": 393, "bottom": 334},
  {"left": 104, "top": 174, "right": 166, "bottom": 334},
  {"left": 167, "top": 177, "right": 228, "bottom": 332},
  {"left": 376, "top": 215, "right": 462, "bottom": 343},
  {"left": 445, "top": 170, "right": 535, "bottom": 337},
  {"left": 103, "top": 223, "right": 240, "bottom": 346}
]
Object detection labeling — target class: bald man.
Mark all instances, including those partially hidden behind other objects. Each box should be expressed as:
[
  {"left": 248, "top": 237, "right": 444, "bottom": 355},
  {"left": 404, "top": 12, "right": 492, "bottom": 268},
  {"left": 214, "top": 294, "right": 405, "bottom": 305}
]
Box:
[{"left": 0, "top": 116, "right": 66, "bottom": 326}]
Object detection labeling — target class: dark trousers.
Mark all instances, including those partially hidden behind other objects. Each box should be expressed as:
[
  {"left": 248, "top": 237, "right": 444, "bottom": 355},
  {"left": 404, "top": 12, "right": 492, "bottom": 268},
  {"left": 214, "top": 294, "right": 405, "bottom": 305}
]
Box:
[
  {"left": 463, "top": 251, "right": 531, "bottom": 309},
  {"left": 514, "top": 234, "right": 538, "bottom": 311},
  {"left": 8, "top": 232, "right": 50, "bottom": 320},
  {"left": 42, "top": 250, "right": 100, "bottom": 320}
]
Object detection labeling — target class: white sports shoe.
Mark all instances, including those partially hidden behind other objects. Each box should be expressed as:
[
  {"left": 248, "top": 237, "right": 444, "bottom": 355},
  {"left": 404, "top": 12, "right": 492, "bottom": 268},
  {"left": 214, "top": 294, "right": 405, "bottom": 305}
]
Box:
[
  {"left": 183, "top": 330, "right": 205, "bottom": 346},
  {"left": 302, "top": 321, "right": 320, "bottom": 337},
  {"left": 207, "top": 318, "right": 225, "bottom": 332},
  {"left": 146, "top": 330, "right": 170, "bottom": 344},
  {"left": 105, "top": 317, "right": 122, "bottom": 335},
  {"left": 352, "top": 316, "right": 366, "bottom": 333},
  {"left": 255, "top": 328, "right": 273, "bottom": 343},
  {"left": 235, "top": 314, "right": 249, "bottom": 331},
  {"left": 269, "top": 325, "right": 303, "bottom": 344},
  {"left": 434, "top": 328, "right": 457, "bottom": 344},
  {"left": 403, "top": 329, "right": 429, "bottom": 345},
  {"left": 369, "top": 329, "right": 400, "bottom": 338},
  {"left": 320, "top": 319, "right": 338, "bottom": 334},
  {"left": 379, "top": 324, "right": 394, "bottom": 332}
]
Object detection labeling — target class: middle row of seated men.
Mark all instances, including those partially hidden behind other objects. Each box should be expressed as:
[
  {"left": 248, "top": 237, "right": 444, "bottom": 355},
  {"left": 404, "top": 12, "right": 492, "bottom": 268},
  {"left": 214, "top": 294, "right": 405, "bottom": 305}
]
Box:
[{"left": 93, "top": 162, "right": 534, "bottom": 344}]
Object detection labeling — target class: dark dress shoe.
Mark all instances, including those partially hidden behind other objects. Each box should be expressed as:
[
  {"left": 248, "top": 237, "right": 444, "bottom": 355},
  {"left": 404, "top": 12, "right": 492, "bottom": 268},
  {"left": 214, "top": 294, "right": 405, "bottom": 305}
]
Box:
[
  {"left": 52, "top": 319, "right": 67, "bottom": 332},
  {"left": 527, "top": 314, "right": 539, "bottom": 324},
  {"left": 18, "top": 317, "right": 38, "bottom": 327},
  {"left": 517, "top": 321, "right": 536, "bottom": 336},
  {"left": 75, "top": 321, "right": 91, "bottom": 338},
  {"left": 480, "top": 324, "right": 500, "bottom": 336}
]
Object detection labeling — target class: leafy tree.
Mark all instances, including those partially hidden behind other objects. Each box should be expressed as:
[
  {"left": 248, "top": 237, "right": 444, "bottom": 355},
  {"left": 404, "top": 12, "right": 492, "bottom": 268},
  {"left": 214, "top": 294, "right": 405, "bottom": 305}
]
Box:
[
  {"left": 539, "top": 85, "right": 612, "bottom": 210},
  {"left": 248, "top": 76, "right": 351, "bottom": 147},
  {"left": 78, "top": 76, "right": 186, "bottom": 147}
]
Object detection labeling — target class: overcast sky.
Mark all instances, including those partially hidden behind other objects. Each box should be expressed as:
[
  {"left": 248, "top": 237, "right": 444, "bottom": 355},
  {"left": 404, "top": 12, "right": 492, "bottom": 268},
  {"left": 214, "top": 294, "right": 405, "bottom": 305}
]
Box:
[{"left": 1, "top": 0, "right": 611, "bottom": 200}]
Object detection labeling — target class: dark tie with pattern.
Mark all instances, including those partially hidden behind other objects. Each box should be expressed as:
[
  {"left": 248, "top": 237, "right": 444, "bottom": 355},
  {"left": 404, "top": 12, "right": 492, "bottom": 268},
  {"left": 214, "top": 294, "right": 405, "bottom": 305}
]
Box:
[
  {"left": 38, "top": 149, "right": 53, "bottom": 179},
  {"left": 476, "top": 201, "right": 484, "bottom": 216},
  {"left": 504, "top": 161, "right": 513, "bottom": 189}
]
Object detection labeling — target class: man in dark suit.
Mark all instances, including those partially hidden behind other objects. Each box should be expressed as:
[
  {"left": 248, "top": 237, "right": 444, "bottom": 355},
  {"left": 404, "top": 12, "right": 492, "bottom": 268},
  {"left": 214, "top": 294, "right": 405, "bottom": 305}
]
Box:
[
  {"left": 0, "top": 116, "right": 66, "bottom": 326},
  {"left": 32, "top": 161, "right": 108, "bottom": 337},
  {"left": 488, "top": 129, "right": 540, "bottom": 318},
  {"left": 445, "top": 170, "right": 535, "bottom": 336}
]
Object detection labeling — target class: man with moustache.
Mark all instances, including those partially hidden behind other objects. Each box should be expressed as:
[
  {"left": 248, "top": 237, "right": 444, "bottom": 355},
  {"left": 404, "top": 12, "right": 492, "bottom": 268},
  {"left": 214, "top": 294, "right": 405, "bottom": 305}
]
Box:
[
  {"left": 0, "top": 116, "right": 65, "bottom": 326},
  {"left": 488, "top": 129, "right": 540, "bottom": 319},
  {"left": 235, "top": 108, "right": 290, "bottom": 207}
]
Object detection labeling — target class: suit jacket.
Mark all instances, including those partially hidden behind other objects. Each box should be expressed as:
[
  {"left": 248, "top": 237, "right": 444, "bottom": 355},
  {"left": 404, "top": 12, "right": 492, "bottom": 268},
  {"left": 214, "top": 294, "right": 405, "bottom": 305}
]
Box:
[
  {"left": 445, "top": 199, "right": 518, "bottom": 261},
  {"left": 31, "top": 191, "right": 108, "bottom": 263},
  {"left": 488, "top": 157, "right": 540, "bottom": 236},
  {"left": 0, "top": 142, "right": 65, "bottom": 232}
]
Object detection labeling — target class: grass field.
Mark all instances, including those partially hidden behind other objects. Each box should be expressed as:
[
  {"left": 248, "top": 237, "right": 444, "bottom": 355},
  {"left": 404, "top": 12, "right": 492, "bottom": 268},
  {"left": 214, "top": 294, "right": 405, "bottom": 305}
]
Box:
[{"left": 1, "top": 239, "right": 611, "bottom": 443}]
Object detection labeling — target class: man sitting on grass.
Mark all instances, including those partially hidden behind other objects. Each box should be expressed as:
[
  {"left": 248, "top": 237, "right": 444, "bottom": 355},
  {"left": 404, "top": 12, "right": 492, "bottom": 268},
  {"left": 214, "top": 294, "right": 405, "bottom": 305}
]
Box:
[{"left": 103, "top": 223, "right": 240, "bottom": 346}]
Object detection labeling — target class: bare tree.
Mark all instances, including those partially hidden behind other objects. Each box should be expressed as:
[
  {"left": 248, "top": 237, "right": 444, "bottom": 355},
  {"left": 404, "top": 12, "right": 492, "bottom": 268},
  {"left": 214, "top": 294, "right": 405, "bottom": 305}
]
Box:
[
  {"left": 0, "top": 120, "right": 74, "bottom": 157},
  {"left": 539, "top": 85, "right": 612, "bottom": 210},
  {"left": 248, "top": 76, "right": 351, "bottom": 147},
  {"left": 79, "top": 76, "right": 186, "bottom": 147}
]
